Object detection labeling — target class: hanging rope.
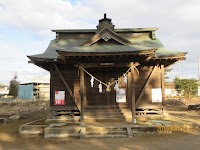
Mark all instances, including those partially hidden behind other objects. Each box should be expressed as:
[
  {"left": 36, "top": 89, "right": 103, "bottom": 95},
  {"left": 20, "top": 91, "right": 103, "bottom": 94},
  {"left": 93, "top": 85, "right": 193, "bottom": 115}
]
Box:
[
  {"left": 78, "top": 64, "right": 139, "bottom": 92},
  {"left": 78, "top": 67, "right": 114, "bottom": 86}
]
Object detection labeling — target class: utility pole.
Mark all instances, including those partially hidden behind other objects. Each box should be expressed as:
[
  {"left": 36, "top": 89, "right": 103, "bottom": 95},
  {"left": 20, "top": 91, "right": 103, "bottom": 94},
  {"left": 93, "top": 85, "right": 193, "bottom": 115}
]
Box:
[
  {"left": 178, "top": 61, "right": 181, "bottom": 79},
  {"left": 198, "top": 58, "right": 200, "bottom": 79},
  {"left": 198, "top": 57, "right": 200, "bottom": 84},
  {"left": 198, "top": 57, "right": 200, "bottom": 96}
]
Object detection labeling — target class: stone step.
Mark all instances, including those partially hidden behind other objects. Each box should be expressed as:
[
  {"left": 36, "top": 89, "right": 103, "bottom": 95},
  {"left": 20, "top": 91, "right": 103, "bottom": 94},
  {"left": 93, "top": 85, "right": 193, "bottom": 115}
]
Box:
[
  {"left": 86, "top": 130, "right": 127, "bottom": 135},
  {"left": 84, "top": 117, "right": 126, "bottom": 122},
  {"left": 52, "top": 111, "right": 80, "bottom": 116},
  {"left": 85, "top": 134, "right": 128, "bottom": 138},
  {"left": 85, "top": 115, "right": 125, "bottom": 119},
  {"left": 86, "top": 127, "right": 127, "bottom": 131},
  {"left": 85, "top": 105, "right": 128, "bottom": 121},
  {"left": 85, "top": 115, "right": 124, "bottom": 118},
  {"left": 46, "top": 116, "right": 80, "bottom": 122},
  {"left": 86, "top": 127, "right": 128, "bottom": 138}
]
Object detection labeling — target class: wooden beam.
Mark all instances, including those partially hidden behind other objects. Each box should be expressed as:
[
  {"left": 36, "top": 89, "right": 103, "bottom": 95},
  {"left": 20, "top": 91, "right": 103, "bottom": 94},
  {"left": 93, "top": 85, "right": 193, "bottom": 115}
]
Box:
[
  {"left": 74, "top": 62, "right": 130, "bottom": 69},
  {"left": 136, "top": 65, "right": 157, "bottom": 106},
  {"left": 52, "top": 62, "right": 81, "bottom": 112},
  {"left": 57, "top": 49, "right": 156, "bottom": 57},
  {"left": 131, "top": 63, "right": 136, "bottom": 123}
]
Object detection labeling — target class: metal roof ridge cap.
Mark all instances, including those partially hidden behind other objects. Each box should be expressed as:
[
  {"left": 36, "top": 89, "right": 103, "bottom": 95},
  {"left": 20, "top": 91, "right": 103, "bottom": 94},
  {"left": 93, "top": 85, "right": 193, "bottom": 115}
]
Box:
[{"left": 51, "top": 28, "right": 159, "bottom": 33}]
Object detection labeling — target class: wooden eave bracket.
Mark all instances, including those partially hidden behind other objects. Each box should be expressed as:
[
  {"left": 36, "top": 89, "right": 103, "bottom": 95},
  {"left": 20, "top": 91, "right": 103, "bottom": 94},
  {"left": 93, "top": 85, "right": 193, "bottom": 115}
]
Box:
[
  {"left": 52, "top": 62, "right": 81, "bottom": 112},
  {"left": 136, "top": 65, "right": 157, "bottom": 106},
  {"left": 28, "top": 56, "right": 55, "bottom": 63}
]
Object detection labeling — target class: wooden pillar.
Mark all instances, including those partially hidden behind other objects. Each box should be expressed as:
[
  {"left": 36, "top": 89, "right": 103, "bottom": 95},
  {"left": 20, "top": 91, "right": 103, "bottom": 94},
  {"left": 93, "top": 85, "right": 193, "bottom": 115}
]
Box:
[
  {"left": 127, "top": 72, "right": 132, "bottom": 106},
  {"left": 50, "top": 65, "right": 53, "bottom": 108},
  {"left": 49, "top": 65, "right": 53, "bottom": 117},
  {"left": 161, "top": 65, "right": 165, "bottom": 105},
  {"left": 105, "top": 72, "right": 110, "bottom": 106},
  {"left": 131, "top": 63, "right": 136, "bottom": 124},
  {"left": 80, "top": 64, "right": 85, "bottom": 125}
]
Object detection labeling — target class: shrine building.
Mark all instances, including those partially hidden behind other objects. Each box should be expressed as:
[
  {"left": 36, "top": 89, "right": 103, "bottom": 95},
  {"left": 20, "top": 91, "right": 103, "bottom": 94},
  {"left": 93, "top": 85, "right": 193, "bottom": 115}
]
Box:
[{"left": 28, "top": 14, "right": 187, "bottom": 124}]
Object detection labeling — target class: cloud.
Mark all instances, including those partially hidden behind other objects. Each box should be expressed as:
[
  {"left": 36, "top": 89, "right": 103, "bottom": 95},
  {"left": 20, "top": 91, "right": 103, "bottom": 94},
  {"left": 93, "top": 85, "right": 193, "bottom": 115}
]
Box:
[
  {"left": 0, "top": 35, "right": 50, "bottom": 84},
  {"left": 0, "top": 41, "right": 24, "bottom": 61},
  {"left": 0, "top": 0, "right": 200, "bottom": 84},
  {"left": 1, "top": 0, "right": 200, "bottom": 37},
  {"left": 0, "top": 0, "right": 95, "bottom": 36}
]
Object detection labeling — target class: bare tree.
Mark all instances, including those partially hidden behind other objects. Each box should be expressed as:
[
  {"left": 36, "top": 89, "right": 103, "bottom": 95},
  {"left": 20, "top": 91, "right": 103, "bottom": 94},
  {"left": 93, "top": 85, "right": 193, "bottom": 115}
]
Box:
[{"left": 8, "top": 74, "right": 19, "bottom": 98}]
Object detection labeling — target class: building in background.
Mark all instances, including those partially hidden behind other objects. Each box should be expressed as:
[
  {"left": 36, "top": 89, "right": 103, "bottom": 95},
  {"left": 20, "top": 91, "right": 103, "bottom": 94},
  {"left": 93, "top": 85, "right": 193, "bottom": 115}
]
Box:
[
  {"left": 0, "top": 84, "right": 9, "bottom": 97},
  {"left": 18, "top": 76, "right": 50, "bottom": 100},
  {"left": 165, "top": 82, "right": 177, "bottom": 97}
]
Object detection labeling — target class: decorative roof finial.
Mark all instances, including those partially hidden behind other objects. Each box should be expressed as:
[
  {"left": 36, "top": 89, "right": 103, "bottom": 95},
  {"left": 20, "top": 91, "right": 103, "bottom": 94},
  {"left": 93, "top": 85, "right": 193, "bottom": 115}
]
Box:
[{"left": 96, "top": 13, "right": 115, "bottom": 32}]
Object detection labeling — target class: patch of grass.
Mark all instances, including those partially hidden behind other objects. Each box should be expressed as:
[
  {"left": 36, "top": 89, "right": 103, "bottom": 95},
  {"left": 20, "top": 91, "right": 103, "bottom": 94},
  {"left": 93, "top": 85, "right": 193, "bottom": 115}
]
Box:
[{"left": 0, "top": 110, "right": 49, "bottom": 135}]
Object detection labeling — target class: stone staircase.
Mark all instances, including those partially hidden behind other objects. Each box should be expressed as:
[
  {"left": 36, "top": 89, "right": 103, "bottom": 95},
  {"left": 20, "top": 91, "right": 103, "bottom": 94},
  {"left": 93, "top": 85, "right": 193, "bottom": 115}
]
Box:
[
  {"left": 85, "top": 126, "right": 128, "bottom": 138},
  {"left": 85, "top": 105, "right": 132, "bottom": 122}
]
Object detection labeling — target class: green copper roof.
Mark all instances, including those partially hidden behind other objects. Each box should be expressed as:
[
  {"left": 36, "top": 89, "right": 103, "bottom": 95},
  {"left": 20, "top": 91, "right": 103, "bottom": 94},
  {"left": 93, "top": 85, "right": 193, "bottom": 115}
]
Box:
[
  {"left": 155, "top": 47, "right": 187, "bottom": 58},
  {"left": 28, "top": 37, "right": 185, "bottom": 60},
  {"left": 28, "top": 37, "right": 159, "bottom": 59},
  {"left": 28, "top": 15, "right": 187, "bottom": 68},
  {"left": 57, "top": 45, "right": 156, "bottom": 54}
]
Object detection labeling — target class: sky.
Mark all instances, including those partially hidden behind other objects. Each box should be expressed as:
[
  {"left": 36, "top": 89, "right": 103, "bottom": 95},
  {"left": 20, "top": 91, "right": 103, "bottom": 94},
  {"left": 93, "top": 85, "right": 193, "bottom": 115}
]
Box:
[{"left": 0, "top": 0, "right": 200, "bottom": 85}]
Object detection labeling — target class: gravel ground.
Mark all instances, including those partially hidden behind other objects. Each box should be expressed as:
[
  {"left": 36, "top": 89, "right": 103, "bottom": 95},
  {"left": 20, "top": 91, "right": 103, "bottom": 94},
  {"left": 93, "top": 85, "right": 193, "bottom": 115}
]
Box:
[{"left": 0, "top": 97, "right": 199, "bottom": 150}]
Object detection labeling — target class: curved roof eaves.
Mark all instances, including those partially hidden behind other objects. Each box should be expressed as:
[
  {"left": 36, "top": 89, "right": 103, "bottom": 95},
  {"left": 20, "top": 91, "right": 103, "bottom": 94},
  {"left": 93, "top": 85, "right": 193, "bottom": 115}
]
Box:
[{"left": 155, "top": 47, "right": 187, "bottom": 58}]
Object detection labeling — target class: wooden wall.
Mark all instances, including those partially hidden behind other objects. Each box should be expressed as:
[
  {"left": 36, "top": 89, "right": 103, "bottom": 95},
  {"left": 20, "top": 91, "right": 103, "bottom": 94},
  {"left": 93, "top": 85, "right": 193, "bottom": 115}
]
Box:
[
  {"left": 49, "top": 64, "right": 164, "bottom": 110},
  {"left": 50, "top": 64, "right": 79, "bottom": 110},
  {"left": 134, "top": 66, "right": 163, "bottom": 108}
]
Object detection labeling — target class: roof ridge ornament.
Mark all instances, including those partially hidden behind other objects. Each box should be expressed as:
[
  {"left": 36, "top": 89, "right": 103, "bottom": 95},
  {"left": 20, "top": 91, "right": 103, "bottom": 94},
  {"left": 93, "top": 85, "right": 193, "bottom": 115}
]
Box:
[
  {"left": 104, "top": 13, "right": 107, "bottom": 19},
  {"left": 96, "top": 13, "right": 115, "bottom": 32}
]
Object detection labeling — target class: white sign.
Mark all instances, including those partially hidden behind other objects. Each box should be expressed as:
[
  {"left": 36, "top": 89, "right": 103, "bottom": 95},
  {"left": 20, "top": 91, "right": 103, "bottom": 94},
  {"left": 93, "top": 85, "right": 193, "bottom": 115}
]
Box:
[
  {"left": 54, "top": 91, "right": 65, "bottom": 105},
  {"left": 116, "top": 88, "right": 126, "bottom": 103},
  {"left": 198, "top": 86, "right": 200, "bottom": 96},
  {"left": 152, "top": 88, "right": 162, "bottom": 102}
]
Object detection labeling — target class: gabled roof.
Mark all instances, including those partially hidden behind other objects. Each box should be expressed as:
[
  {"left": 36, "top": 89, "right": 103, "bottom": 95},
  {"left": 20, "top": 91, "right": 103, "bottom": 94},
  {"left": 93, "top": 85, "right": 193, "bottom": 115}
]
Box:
[
  {"left": 81, "top": 27, "right": 132, "bottom": 46},
  {"left": 27, "top": 38, "right": 160, "bottom": 60},
  {"left": 28, "top": 14, "right": 187, "bottom": 67}
]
